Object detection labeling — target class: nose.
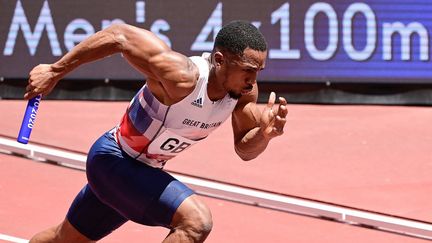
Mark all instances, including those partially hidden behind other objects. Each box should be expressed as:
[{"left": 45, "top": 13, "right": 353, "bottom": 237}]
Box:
[
  {"left": 245, "top": 79, "right": 256, "bottom": 85},
  {"left": 246, "top": 74, "right": 257, "bottom": 85}
]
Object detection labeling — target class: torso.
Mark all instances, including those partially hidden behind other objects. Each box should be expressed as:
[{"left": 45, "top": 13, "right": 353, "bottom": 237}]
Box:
[{"left": 114, "top": 53, "right": 238, "bottom": 168}]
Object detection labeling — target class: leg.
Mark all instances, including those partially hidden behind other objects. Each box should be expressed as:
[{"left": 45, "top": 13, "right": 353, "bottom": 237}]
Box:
[
  {"left": 29, "top": 131, "right": 129, "bottom": 242},
  {"left": 87, "top": 150, "right": 210, "bottom": 242},
  {"left": 163, "top": 195, "right": 213, "bottom": 243},
  {"left": 29, "top": 184, "right": 127, "bottom": 242},
  {"left": 84, "top": 131, "right": 210, "bottom": 241},
  {"left": 29, "top": 218, "right": 94, "bottom": 243}
]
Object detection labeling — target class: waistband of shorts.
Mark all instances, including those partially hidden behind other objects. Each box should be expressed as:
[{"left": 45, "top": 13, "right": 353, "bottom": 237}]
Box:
[{"left": 107, "top": 126, "right": 165, "bottom": 169}]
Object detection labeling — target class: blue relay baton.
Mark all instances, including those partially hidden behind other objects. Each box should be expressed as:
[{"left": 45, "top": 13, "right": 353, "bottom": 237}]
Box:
[{"left": 17, "top": 94, "right": 42, "bottom": 144}]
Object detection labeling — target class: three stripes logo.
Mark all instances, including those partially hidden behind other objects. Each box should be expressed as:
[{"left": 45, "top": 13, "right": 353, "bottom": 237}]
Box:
[{"left": 191, "top": 97, "right": 203, "bottom": 108}]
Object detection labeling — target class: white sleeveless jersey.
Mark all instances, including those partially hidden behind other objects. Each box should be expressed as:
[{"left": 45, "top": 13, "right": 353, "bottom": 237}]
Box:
[{"left": 114, "top": 53, "right": 238, "bottom": 168}]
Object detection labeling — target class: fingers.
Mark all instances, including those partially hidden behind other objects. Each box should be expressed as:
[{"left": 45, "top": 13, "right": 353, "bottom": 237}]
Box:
[
  {"left": 277, "top": 97, "right": 288, "bottom": 118},
  {"left": 24, "top": 89, "right": 38, "bottom": 100},
  {"left": 24, "top": 64, "right": 55, "bottom": 100},
  {"left": 272, "top": 114, "right": 286, "bottom": 134},
  {"left": 266, "top": 92, "right": 276, "bottom": 109},
  {"left": 24, "top": 92, "right": 35, "bottom": 100},
  {"left": 25, "top": 83, "right": 32, "bottom": 92},
  {"left": 278, "top": 96, "right": 287, "bottom": 106},
  {"left": 266, "top": 94, "right": 287, "bottom": 137},
  {"left": 24, "top": 82, "right": 34, "bottom": 100},
  {"left": 24, "top": 81, "right": 42, "bottom": 100}
]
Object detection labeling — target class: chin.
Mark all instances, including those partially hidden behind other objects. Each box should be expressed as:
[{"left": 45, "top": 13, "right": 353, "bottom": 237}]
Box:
[{"left": 228, "top": 91, "right": 242, "bottom": 99}]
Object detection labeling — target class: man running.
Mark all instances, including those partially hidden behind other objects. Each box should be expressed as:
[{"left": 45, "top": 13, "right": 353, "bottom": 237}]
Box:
[{"left": 26, "top": 20, "right": 287, "bottom": 243}]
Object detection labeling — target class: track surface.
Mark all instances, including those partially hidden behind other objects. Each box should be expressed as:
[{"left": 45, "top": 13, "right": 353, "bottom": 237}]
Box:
[{"left": 1, "top": 100, "right": 431, "bottom": 242}]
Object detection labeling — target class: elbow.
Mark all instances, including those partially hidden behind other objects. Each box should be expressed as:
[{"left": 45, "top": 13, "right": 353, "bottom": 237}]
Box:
[
  {"left": 239, "top": 155, "right": 255, "bottom": 162},
  {"left": 104, "top": 23, "right": 130, "bottom": 51},
  {"left": 235, "top": 147, "right": 258, "bottom": 161}
]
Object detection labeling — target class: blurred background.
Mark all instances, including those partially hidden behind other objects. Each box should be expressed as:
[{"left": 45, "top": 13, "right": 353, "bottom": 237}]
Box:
[
  {"left": 1, "top": 0, "right": 432, "bottom": 104},
  {"left": 0, "top": 1, "right": 431, "bottom": 243}
]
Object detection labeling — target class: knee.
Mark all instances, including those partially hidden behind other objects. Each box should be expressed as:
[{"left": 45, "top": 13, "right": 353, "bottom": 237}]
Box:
[
  {"left": 188, "top": 208, "right": 213, "bottom": 237},
  {"left": 183, "top": 204, "right": 213, "bottom": 240},
  {"left": 172, "top": 197, "right": 213, "bottom": 241}
]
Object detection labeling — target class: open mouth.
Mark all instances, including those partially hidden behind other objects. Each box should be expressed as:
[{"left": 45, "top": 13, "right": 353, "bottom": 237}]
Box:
[{"left": 241, "top": 86, "right": 253, "bottom": 95}]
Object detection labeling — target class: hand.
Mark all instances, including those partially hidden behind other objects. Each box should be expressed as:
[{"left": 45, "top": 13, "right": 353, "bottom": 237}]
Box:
[
  {"left": 24, "top": 64, "right": 60, "bottom": 100},
  {"left": 260, "top": 92, "right": 288, "bottom": 139}
]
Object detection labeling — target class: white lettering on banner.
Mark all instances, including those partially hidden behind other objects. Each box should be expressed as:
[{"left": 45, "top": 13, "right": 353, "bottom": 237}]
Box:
[
  {"left": 304, "top": 2, "right": 338, "bottom": 61},
  {"left": 269, "top": 3, "right": 300, "bottom": 59},
  {"left": 4, "top": 0, "right": 61, "bottom": 56},
  {"left": 251, "top": 21, "right": 262, "bottom": 29},
  {"left": 343, "top": 3, "right": 377, "bottom": 61},
  {"left": 191, "top": 2, "right": 222, "bottom": 51},
  {"left": 2, "top": 0, "right": 172, "bottom": 56},
  {"left": 101, "top": 19, "right": 126, "bottom": 30},
  {"left": 151, "top": 19, "right": 172, "bottom": 48},
  {"left": 268, "top": 2, "right": 429, "bottom": 61},
  {"left": 136, "top": 1, "right": 145, "bottom": 23},
  {"left": 383, "top": 22, "right": 429, "bottom": 61},
  {"left": 1, "top": 1, "right": 430, "bottom": 62},
  {"left": 64, "top": 19, "right": 95, "bottom": 52}
]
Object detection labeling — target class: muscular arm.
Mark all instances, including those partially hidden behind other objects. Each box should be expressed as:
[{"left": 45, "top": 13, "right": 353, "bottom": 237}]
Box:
[
  {"left": 232, "top": 84, "right": 288, "bottom": 161},
  {"left": 25, "top": 23, "right": 197, "bottom": 100}
]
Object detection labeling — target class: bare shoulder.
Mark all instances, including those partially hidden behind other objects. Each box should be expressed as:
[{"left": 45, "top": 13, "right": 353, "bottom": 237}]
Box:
[
  {"left": 110, "top": 24, "right": 199, "bottom": 101},
  {"left": 112, "top": 23, "right": 198, "bottom": 83},
  {"left": 148, "top": 51, "right": 199, "bottom": 91}
]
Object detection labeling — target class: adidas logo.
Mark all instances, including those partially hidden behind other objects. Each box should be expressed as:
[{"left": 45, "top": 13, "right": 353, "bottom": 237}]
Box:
[{"left": 191, "top": 97, "right": 203, "bottom": 108}]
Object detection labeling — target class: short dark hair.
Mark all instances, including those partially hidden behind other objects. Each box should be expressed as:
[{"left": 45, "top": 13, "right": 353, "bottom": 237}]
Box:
[{"left": 214, "top": 20, "right": 267, "bottom": 55}]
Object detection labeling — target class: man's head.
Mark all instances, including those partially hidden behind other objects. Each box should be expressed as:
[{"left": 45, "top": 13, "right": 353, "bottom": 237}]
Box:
[
  {"left": 211, "top": 21, "right": 268, "bottom": 99},
  {"left": 214, "top": 20, "right": 267, "bottom": 56}
]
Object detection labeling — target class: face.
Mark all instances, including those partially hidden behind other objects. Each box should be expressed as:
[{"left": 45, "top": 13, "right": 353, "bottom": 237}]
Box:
[{"left": 216, "top": 48, "right": 267, "bottom": 99}]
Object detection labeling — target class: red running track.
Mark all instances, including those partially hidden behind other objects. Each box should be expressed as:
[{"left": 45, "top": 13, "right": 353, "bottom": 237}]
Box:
[
  {"left": 0, "top": 153, "right": 429, "bottom": 243},
  {"left": 0, "top": 100, "right": 431, "bottom": 242}
]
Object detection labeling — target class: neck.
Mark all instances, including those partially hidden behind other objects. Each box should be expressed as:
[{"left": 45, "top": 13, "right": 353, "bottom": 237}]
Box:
[{"left": 207, "top": 67, "right": 227, "bottom": 101}]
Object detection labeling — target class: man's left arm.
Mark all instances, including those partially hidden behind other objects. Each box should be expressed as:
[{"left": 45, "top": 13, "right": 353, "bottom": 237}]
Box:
[{"left": 232, "top": 85, "right": 288, "bottom": 161}]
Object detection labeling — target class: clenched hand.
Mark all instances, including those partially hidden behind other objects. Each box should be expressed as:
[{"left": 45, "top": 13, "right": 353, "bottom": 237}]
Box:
[{"left": 24, "top": 64, "right": 61, "bottom": 100}]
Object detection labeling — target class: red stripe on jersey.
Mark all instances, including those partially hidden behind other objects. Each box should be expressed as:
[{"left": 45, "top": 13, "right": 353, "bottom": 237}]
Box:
[{"left": 119, "top": 113, "right": 150, "bottom": 152}]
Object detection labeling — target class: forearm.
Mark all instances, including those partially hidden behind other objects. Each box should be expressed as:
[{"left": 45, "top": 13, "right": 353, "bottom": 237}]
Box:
[
  {"left": 235, "top": 127, "right": 271, "bottom": 161},
  {"left": 51, "top": 24, "right": 124, "bottom": 78}
]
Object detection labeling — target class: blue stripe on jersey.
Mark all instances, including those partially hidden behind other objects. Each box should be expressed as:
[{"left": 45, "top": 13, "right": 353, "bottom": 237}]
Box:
[
  {"left": 128, "top": 98, "right": 153, "bottom": 134},
  {"left": 143, "top": 86, "right": 159, "bottom": 113}
]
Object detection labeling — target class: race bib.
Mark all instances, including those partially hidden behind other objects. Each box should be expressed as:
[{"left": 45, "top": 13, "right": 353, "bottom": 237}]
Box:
[{"left": 147, "top": 129, "right": 199, "bottom": 156}]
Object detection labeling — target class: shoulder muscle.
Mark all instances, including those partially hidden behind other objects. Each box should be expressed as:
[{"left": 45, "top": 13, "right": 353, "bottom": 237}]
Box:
[
  {"left": 148, "top": 51, "right": 199, "bottom": 98},
  {"left": 111, "top": 24, "right": 198, "bottom": 100}
]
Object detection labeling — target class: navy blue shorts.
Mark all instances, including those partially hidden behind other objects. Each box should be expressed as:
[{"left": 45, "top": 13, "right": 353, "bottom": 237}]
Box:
[{"left": 66, "top": 131, "right": 194, "bottom": 240}]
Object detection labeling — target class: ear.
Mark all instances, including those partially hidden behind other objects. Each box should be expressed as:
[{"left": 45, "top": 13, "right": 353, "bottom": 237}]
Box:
[{"left": 213, "top": 51, "right": 224, "bottom": 67}]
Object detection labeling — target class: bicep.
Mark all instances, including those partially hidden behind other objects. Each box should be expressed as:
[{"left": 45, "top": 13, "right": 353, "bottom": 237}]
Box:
[
  {"left": 113, "top": 24, "right": 171, "bottom": 76},
  {"left": 114, "top": 24, "right": 197, "bottom": 94}
]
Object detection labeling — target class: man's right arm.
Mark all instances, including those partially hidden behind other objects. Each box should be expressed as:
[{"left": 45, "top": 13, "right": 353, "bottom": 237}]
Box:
[{"left": 25, "top": 24, "right": 197, "bottom": 100}]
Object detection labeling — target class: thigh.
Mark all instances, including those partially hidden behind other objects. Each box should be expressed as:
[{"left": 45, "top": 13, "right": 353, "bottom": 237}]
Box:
[
  {"left": 66, "top": 184, "right": 127, "bottom": 241},
  {"left": 86, "top": 131, "right": 195, "bottom": 228}
]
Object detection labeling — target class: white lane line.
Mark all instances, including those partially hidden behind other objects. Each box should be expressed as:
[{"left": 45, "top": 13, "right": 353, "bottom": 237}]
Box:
[
  {"left": 1, "top": 136, "right": 431, "bottom": 240},
  {"left": 0, "top": 233, "right": 28, "bottom": 243}
]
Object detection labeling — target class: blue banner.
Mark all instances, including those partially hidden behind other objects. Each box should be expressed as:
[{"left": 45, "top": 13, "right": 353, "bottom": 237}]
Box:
[{"left": 1, "top": 0, "right": 431, "bottom": 83}]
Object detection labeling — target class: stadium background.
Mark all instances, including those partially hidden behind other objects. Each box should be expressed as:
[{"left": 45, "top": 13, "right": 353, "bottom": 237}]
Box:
[
  {"left": 1, "top": 0, "right": 432, "bottom": 104},
  {"left": 0, "top": 1, "right": 431, "bottom": 243}
]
